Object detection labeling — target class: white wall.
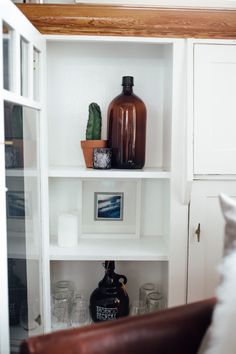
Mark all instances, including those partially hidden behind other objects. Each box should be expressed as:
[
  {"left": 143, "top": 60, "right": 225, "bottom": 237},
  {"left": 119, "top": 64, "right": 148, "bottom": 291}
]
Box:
[
  {"left": 14, "top": 0, "right": 236, "bottom": 9},
  {"left": 72, "top": 0, "right": 236, "bottom": 8}
]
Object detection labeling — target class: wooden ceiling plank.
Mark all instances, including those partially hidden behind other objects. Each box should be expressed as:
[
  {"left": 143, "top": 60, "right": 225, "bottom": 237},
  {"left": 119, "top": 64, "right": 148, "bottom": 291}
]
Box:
[{"left": 17, "top": 4, "right": 236, "bottom": 39}]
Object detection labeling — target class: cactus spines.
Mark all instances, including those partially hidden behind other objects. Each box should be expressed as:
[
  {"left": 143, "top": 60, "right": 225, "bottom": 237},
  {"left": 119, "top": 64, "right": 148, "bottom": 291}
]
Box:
[{"left": 86, "top": 103, "right": 102, "bottom": 140}]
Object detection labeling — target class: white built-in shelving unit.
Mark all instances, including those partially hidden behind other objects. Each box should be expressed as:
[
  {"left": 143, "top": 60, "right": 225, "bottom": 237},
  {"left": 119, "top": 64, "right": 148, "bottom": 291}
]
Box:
[
  {"left": 44, "top": 34, "right": 188, "bottom": 333},
  {"left": 0, "top": 2, "right": 188, "bottom": 352},
  {"left": 2, "top": 3, "right": 236, "bottom": 354}
]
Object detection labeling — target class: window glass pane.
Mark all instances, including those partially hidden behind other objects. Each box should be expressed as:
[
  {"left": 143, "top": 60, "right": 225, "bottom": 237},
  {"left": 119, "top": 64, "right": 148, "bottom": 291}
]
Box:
[
  {"left": 21, "top": 37, "right": 29, "bottom": 97},
  {"left": 2, "top": 22, "right": 13, "bottom": 91},
  {"left": 33, "top": 48, "right": 40, "bottom": 101},
  {"left": 4, "top": 102, "right": 43, "bottom": 351}
]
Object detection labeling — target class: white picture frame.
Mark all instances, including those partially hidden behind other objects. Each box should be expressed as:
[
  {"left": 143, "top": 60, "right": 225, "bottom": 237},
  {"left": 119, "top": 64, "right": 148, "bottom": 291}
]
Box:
[{"left": 81, "top": 179, "right": 141, "bottom": 239}]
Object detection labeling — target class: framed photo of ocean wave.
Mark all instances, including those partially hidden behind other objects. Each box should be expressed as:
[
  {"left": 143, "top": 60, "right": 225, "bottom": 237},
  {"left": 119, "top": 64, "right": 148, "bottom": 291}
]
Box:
[
  {"left": 81, "top": 180, "right": 141, "bottom": 238},
  {"left": 94, "top": 192, "right": 124, "bottom": 221}
]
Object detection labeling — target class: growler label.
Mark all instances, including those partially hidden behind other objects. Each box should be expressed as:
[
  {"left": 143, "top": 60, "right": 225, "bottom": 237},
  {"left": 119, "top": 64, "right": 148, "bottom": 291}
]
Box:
[{"left": 96, "top": 306, "right": 118, "bottom": 321}]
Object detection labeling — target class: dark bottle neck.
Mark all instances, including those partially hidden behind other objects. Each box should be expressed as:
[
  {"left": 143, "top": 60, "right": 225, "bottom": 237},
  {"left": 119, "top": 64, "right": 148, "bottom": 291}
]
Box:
[
  {"left": 99, "top": 261, "right": 116, "bottom": 287},
  {"left": 105, "top": 260, "right": 115, "bottom": 273},
  {"left": 104, "top": 261, "right": 115, "bottom": 284},
  {"left": 122, "top": 85, "right": 133, "bottom": 95}
]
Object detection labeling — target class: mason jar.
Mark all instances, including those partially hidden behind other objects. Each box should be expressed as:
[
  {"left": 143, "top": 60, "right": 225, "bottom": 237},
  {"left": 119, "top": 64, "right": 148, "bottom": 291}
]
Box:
[{"left": 147, "top": 292, "right": 166, "bottom": 313}]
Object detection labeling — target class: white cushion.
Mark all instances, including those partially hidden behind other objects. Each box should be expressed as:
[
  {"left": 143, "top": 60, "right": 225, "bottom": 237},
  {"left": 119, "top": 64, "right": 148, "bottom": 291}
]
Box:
[
  {"left": 197, "top": 328, "right": 211, "bottom": 354},
  {"left": 219, "top": 193, "right": 236, "bottom": 254},
  {"left": 201, "top": 194, "right": 236, "bottom": 354}
]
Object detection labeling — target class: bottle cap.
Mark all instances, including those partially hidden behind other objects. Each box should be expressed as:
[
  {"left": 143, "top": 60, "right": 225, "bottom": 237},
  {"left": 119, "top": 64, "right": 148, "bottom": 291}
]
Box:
[{"left": 122, "top": 76, "right": 134, "bottom": 86}]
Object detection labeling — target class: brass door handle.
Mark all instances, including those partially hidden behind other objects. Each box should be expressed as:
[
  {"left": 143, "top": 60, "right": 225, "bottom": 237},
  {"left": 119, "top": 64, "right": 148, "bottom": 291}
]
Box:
[
  {"left": 195, "top": 223, "right": 201, "bottom": 242},
  {"left": 0, "top": 141, "right": 13, "bottom": 145}
]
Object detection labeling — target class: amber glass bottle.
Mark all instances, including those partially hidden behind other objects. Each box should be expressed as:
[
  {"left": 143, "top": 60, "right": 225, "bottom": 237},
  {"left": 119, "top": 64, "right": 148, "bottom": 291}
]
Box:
[
  {"left": 107, "top": 76, "right": 147, "bottom": 169},
  {"left": 89, "top": 261, "right": 129, "bottom": 322}
]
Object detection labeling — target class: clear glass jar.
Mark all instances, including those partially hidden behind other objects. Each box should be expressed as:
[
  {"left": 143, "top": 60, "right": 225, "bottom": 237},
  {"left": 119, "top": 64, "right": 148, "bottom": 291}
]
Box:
[
  {"left": 71, "top": 293, "right": 89, "bottom": 327},
  {"left": 147, "top": 292, "right": 166, "bottom": 313},
  {"left": 52, "top": 280, "right": 75, "bottom": 311},
  {"left": 51, "top": 280, "right": 76, "bottom": 329},
  {"left": 139, "top": 283, "right": 156, "bottom": 305},
  {"left": 51, "top": 290, "right": 70, "bottom": 329},
  {"left": 129, "top": 300, "right": 147, "bottom": 316}
]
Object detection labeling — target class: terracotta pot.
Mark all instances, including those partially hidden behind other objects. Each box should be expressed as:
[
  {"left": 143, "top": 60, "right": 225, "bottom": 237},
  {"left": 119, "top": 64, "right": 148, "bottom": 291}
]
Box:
[{"left": 81, "top": 140, "right": 107, "bottom": 168}]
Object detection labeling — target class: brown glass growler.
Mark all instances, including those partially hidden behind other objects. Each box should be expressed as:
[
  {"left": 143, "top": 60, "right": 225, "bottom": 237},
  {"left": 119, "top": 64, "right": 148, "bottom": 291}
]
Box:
[
  {"left": 107, "top": 76, "right": 147, "bottom": 169},
  {"left": 89, "top": 261, "right": 129, "bottom": 322}
]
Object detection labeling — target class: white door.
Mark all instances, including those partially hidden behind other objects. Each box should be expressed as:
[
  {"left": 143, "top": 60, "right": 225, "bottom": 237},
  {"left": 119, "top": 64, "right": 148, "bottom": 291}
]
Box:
[
  {"left": 194, "top": 43, "right": 236, "bottom": 174},
  {"left": 0, "top": 1, "right": 45, "bottom": 353},
  {"left": 187, "top": 181, "right": 236, "bottom": 303}
]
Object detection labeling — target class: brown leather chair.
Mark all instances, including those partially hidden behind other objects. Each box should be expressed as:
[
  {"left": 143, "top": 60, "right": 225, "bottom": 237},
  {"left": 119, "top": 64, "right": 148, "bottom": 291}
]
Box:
[{"left": 20, "top": 298, "right": 215, "bottom": 354}]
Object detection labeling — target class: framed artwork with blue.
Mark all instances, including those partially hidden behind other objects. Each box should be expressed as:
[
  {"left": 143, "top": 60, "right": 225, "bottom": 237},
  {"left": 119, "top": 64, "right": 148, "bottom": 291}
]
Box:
[
  {"left": 94, "top": 192, "right": 124, "bottom": 221},
  {"left": 7, "top": 191, "right": 31, "bottom": 219}
]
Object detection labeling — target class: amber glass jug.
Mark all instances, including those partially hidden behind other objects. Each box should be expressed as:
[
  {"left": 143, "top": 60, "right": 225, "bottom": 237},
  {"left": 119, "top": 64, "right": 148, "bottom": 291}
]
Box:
[
  {"left": 107, "top": 76, "right": 147, "bottom": 169},
  {"left": 89, "top": 261, "right": 129, "bottom": 322}
]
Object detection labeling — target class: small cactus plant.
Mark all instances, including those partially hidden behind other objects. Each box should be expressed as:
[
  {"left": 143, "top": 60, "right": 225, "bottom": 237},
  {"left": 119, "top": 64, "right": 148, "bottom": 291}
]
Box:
[
  {"left": 81, "top": 102, "right": 106, "bottom": 168},
  {"left": 86, "top": 103, "right": 102, "bottom": 140}
]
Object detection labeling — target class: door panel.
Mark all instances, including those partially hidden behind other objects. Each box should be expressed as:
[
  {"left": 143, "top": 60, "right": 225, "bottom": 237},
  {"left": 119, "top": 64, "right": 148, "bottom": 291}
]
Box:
[
  {"left": 188, "top": 181, "right": 236, "bottom": 303},
  {"left": 194, "top": 44, "right": 236, "bottom": 174},
  {"left": 0, "top": 1, "right": 45, "bottom": 353},
  {"left": 5, "top": 102, "right": 43, "bottom": 353}
]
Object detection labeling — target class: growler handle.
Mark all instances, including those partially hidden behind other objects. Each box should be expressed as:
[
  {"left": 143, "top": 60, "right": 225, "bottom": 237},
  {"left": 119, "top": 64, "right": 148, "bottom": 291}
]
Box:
[{"left": 116, "top": 274, "right": 127, "bottom": 285}]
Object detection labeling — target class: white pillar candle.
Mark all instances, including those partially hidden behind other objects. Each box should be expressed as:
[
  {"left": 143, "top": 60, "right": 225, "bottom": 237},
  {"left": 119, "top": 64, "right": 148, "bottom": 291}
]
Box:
[{"left": 58, "top": 213, "right": 79, "bottom": 247}]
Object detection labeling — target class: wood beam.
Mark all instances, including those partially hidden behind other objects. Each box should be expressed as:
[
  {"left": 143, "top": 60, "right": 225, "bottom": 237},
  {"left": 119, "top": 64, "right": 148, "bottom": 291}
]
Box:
[{"left": 17, "top": 4, "right": 236, "bottom": 39}]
